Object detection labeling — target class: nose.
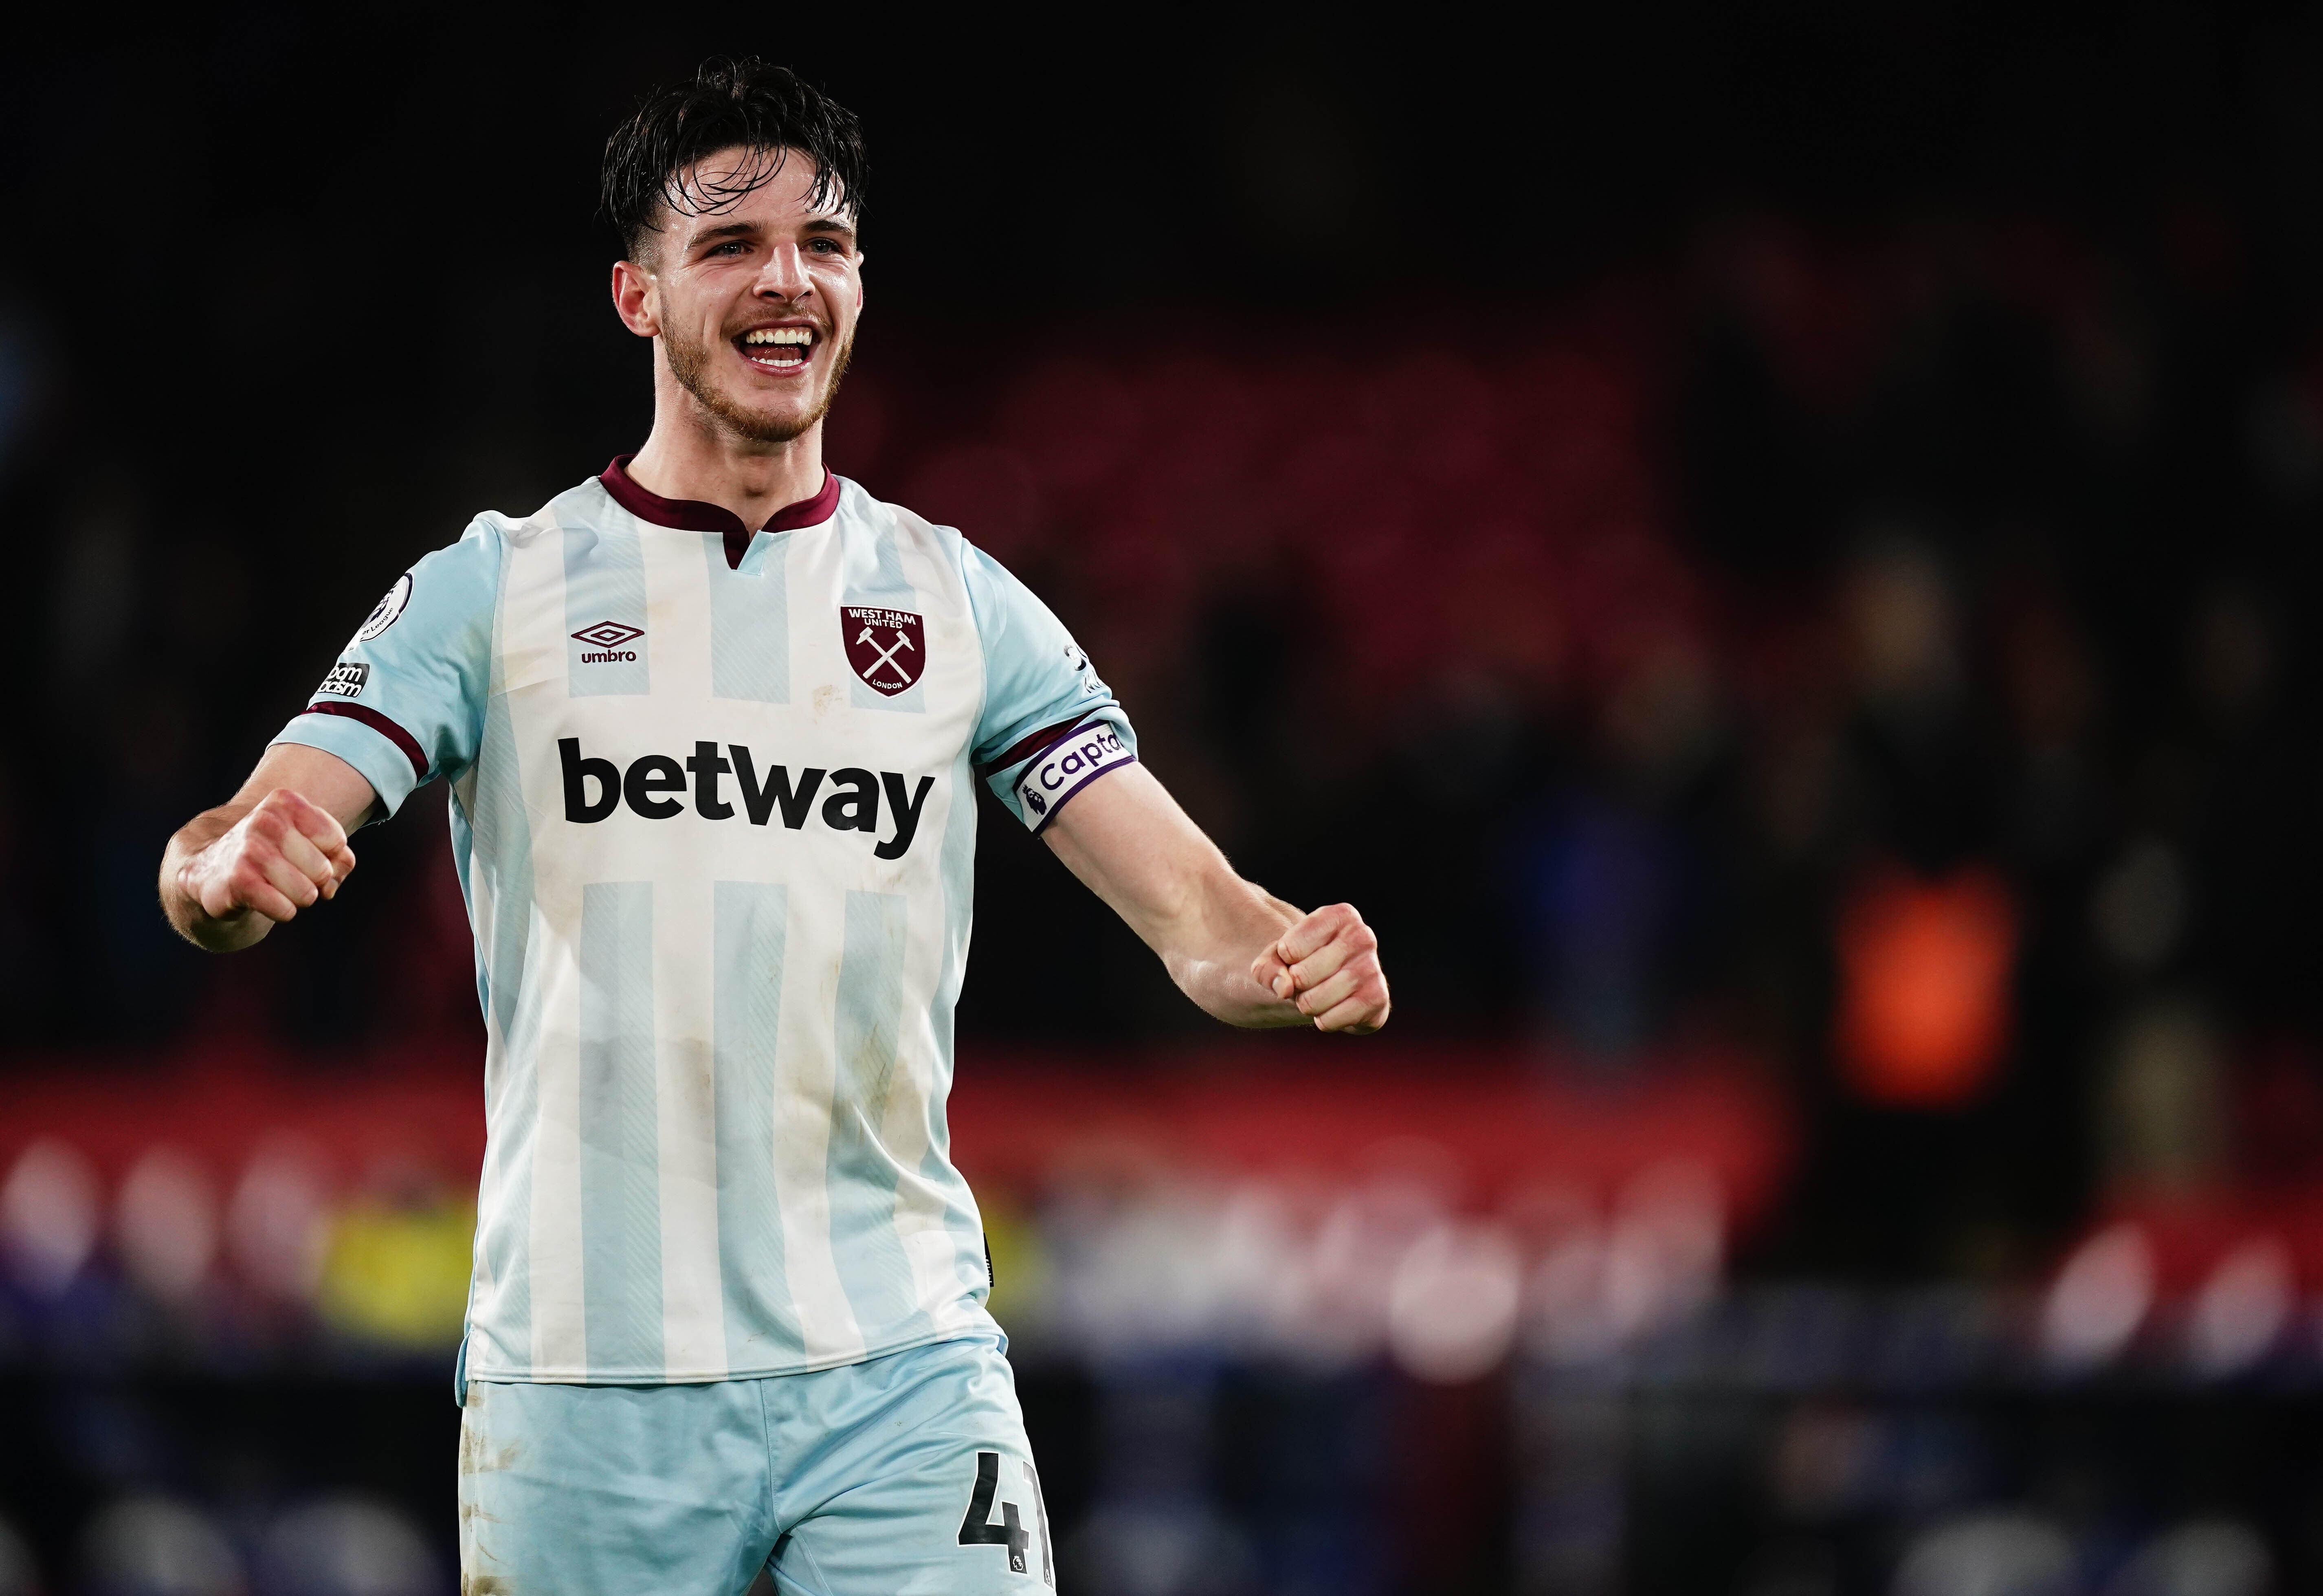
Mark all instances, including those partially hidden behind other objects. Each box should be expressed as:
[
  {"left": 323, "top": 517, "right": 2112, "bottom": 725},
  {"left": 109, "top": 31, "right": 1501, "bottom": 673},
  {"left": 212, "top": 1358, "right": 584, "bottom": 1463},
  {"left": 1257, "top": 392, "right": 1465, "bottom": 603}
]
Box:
[{"left": 754, "top": 242, "right": 813, "bottom": 302}]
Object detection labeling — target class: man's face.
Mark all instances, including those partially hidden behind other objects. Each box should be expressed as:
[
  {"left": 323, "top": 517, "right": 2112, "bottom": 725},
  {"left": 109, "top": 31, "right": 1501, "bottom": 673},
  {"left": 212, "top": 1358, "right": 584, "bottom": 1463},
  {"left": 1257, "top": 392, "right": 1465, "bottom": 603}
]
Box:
[{"left": 621, "top": 146, "right": 863, "bottom": 445}]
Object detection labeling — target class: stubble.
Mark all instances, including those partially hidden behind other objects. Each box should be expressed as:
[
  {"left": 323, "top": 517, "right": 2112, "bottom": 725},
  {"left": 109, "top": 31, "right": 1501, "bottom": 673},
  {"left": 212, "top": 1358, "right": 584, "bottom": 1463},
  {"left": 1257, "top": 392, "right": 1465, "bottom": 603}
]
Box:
[{"left": 664, "top": 320, "right": 854, "bottom": 445}]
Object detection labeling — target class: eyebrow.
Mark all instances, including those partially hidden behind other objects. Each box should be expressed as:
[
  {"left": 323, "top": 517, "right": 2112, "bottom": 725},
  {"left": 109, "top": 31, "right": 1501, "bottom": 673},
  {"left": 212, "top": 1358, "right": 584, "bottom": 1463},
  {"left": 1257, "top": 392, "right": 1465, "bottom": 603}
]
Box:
[
  {"left": 685, "top": 216, "right": 858, "bottom": 254},
  {"left": 689, "top": 221, "right": 763, "bottom": 249}
]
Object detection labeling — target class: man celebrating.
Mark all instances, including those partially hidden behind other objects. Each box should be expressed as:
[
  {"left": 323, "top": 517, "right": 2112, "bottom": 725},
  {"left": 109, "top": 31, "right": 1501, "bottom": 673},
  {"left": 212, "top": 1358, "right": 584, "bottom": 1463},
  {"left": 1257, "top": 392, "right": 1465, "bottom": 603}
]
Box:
[{"left": 159, "top": 58, "right": 1387, "bottom": 1595}]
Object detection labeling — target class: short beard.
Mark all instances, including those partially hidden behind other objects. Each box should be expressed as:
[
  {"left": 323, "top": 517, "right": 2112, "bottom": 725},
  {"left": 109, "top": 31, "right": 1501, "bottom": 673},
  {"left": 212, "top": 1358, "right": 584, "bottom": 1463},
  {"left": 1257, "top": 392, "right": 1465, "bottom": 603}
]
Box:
[{"left": 664, "top": 321, "right": 853, "bottom": 445}]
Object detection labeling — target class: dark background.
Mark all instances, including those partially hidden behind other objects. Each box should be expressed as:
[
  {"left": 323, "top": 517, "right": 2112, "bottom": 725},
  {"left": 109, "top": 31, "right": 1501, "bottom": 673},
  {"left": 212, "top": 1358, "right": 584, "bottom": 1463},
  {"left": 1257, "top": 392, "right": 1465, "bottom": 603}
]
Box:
[{"left": 3, "top": 7, "right": 2322, "bottom": 1594}]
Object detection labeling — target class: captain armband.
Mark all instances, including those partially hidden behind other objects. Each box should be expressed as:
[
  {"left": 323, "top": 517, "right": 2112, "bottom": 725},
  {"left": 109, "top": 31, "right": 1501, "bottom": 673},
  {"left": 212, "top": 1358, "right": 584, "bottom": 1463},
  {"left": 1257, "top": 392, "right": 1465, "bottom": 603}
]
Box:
[{"left": 1012, "top": 723, "right": 1136, "bottom": 833}]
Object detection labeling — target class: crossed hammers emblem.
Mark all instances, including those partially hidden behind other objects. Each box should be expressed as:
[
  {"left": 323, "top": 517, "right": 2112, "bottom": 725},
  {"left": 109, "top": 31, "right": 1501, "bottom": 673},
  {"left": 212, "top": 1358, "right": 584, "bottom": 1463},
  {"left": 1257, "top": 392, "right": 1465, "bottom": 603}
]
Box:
[{"left": 854, "top": 624, "right": 916, "bottom": 683}]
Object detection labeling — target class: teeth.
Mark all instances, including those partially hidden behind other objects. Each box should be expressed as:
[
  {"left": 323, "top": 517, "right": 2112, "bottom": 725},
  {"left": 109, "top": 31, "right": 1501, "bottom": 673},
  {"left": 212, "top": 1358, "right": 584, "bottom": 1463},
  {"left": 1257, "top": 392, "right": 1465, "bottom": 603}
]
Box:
[{"left": 743, "top": 328, "right": 813, "bottom": 345}]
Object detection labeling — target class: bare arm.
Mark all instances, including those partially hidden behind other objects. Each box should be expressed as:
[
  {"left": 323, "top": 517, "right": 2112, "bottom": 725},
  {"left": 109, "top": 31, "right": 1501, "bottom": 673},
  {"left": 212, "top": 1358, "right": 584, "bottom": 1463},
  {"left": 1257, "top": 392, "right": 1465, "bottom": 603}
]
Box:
[
  {"left": 159, "top": 743, "right": 379, "bottom": 953},
  {"left": 1042, "top": 763, "right": 1391, "bottom": 1033}
]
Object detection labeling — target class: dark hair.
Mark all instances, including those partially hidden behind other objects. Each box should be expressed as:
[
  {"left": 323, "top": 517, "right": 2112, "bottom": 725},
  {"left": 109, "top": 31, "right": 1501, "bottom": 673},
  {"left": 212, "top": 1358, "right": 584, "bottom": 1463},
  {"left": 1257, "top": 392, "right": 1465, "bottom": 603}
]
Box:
[{"left": 601, "top": 57, "right": 867, "bottom": 259}]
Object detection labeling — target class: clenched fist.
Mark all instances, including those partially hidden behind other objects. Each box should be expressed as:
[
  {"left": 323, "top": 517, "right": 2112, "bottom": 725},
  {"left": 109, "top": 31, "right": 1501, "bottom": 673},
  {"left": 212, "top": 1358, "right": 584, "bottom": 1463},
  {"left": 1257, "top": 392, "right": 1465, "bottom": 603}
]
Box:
[
  {"left": 1253, "top": 902, "right": 1391, "bottom": 1034},
  {"left": 175, "top": 788, "right": 358, "bottom": 935}
]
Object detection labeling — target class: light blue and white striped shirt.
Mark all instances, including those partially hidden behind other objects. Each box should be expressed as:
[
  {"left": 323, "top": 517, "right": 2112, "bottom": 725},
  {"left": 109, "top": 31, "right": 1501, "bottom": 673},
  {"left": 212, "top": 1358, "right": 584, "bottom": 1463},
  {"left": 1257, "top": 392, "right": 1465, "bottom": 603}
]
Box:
[{"left": 276, "top": 462, "right": 1136, "bottom": 1387}]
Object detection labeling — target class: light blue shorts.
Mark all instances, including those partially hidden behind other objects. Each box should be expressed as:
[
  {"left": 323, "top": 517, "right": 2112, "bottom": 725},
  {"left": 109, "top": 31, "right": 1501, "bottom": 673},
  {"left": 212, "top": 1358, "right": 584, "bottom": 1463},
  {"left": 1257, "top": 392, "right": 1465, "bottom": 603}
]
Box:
[{"left": 457, "top": 1335, "right": 1053, "bottom": 1596}]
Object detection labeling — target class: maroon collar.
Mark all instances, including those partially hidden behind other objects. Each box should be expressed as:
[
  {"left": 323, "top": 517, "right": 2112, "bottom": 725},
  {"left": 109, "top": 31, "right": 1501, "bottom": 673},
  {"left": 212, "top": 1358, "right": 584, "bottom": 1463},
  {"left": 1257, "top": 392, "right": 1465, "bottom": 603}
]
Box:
[{"left": 599, "top": 455, "right": 842, "bottom": 568}]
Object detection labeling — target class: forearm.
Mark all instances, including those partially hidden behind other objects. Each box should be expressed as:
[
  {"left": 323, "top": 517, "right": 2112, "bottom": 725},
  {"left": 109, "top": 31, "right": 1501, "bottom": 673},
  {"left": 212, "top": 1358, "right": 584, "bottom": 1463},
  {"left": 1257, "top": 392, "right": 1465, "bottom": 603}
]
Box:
[
  {"left": 1043, "top": 763, "right": 1389, "bottom": 1032},
  {"left": 1041, "top": 765, "right": 1307, "bottom": 1027},
  {"left": 1157, "top": 878, "right": 1310, "bottom": 1028}
]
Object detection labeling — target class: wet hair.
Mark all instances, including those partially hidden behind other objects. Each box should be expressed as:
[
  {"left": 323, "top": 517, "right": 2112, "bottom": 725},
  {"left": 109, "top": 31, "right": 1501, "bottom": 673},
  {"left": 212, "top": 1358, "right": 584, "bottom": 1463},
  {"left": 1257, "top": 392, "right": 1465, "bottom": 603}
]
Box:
[{"left": 600, "top": 57, "right": 867, "bottom": 261}]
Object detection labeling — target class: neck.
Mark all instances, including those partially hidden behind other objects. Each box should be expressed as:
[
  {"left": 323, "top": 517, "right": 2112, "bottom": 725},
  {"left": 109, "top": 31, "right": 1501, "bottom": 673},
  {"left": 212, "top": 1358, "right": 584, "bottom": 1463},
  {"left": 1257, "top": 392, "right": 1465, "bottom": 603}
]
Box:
[{"left": 624, "top": 382, "right": 827, "bottom": 530}]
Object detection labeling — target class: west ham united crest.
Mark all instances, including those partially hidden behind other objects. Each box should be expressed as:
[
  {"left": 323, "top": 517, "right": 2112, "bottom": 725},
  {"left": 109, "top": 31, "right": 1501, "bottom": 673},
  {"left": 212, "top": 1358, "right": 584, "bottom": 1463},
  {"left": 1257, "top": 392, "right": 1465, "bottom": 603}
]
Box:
[{"left": 842, "top": 606, "right": 926, "bottom": 696}]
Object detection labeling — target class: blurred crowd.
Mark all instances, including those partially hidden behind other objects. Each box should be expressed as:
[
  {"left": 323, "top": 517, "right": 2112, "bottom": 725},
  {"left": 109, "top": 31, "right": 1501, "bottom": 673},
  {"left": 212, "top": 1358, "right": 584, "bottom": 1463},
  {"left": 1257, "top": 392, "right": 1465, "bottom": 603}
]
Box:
[
  {"left": 0, "top": 1496, "right": 443, "bottom": 1596},
  {"left": 10, "top": 1108, "right": 2323, "bottom": 1595}
]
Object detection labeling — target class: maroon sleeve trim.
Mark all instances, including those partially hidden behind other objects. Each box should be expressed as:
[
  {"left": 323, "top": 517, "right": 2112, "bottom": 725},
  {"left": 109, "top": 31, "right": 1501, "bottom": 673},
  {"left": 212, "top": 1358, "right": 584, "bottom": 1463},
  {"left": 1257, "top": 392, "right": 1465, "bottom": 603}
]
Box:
[
  {"left": 300, "top": 702, "right": 429, "bottom": 783},
  {"left": 974, "top": 715, "right": 1095, "bottom": 779}
]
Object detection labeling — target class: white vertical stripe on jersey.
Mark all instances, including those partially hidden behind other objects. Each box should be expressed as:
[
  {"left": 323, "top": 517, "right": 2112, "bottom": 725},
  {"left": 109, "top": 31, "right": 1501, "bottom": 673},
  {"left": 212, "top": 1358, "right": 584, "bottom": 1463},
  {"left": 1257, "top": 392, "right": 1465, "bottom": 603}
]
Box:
[
  {"left": 523, "top": 882, "right": 589, "bottom": 1376},
  {"left": 450, "top": 763, "right": 497, "bottom": 1323},
  {"left": 458, "top": 776, "right": 510, "bottom": 1366},
  {"left": 766, "top": 519, "right": 873, "bottom": 1362},
  {"left": 648, "top": 871, "right": 724, "bottom": 1377},
  {"left": 881, "top": 517, "right": 988, "bottom": 1335},
  {"left": 841, "top": 508, "right": 928, "bottom": 716},
  {"left": 770, "top": 879, "right": 867, "bottom": 1363},
  {"left": 507, "top": 519, "right": 591, "bottom": 1377},
  {"left": 640, "top": 531, "right": 728, "bottom": 1378},
  {"left": 463, "top": 640, "right": 543, "bottom": 1372},
  {"left": 829, "top": 890, "right": 920, "bottom": 1335},
  {"left": 576, "top": 881, "right": 662, "bottom": 1373},
  {"left": 877, "top": 770, "right": 975, "bottom": 1335},
  {"left": 712, "top": 880, "right": 802, "bottom": 1370},
  {"left": 925, "top": 732, "right": 996, "bottom": 1330},
  {"left": 708, "top": 530, "right": 792, "bottom": 704}
]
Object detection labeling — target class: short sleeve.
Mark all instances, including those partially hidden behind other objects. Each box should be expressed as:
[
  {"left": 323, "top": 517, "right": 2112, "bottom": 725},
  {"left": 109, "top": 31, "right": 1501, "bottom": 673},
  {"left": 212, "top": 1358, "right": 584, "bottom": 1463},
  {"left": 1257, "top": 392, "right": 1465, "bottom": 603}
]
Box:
[
  {"left": 964, "top": 543, "right": 1138, "bottom": 831},
  {"left": 270, "top": 519, "right": 501, "bottom": 820}
]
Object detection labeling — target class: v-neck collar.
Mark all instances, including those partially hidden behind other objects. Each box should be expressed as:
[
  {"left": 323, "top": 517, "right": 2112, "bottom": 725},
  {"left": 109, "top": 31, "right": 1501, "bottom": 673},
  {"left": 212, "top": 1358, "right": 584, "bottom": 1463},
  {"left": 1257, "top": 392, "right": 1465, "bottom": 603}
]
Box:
[{"left": 599, "top": 455, "right": 841, "bottom": 569}]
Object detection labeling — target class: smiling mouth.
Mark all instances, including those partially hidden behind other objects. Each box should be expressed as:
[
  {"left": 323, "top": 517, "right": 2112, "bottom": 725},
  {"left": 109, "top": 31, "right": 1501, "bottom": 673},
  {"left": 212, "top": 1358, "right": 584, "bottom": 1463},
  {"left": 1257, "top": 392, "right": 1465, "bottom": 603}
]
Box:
[{"left": 737, "top": 326, "right": 815, "bottom": 371}]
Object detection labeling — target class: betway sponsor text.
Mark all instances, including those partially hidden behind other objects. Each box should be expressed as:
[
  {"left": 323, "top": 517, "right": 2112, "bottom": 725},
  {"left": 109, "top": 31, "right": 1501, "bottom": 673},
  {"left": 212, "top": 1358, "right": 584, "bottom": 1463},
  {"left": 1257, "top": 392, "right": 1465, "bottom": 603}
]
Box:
[{"left": 559, "top": 738, "right": 937, "bottom": 862}]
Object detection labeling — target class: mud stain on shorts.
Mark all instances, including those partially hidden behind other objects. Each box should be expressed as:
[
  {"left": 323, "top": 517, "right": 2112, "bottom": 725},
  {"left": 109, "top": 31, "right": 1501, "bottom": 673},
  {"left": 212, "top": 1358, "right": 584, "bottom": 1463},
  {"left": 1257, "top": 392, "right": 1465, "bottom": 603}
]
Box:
[{"left": 457, "top": 1422, "right": 524, "bottom": 1478}]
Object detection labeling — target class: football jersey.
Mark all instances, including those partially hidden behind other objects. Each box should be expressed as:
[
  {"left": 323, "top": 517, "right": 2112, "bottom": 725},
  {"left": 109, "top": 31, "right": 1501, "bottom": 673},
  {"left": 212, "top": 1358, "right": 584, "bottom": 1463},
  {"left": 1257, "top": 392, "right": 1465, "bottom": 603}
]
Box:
[{"left": 274, "top": 459, "right": 1137, "bottom": 1386}]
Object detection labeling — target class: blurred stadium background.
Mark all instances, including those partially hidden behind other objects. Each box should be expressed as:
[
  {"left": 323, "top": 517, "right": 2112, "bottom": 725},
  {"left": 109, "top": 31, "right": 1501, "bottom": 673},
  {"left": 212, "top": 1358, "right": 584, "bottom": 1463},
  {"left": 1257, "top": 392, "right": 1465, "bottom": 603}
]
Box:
[{"left": 5, "top": 7, "right": 2323, "bottom": 1594}]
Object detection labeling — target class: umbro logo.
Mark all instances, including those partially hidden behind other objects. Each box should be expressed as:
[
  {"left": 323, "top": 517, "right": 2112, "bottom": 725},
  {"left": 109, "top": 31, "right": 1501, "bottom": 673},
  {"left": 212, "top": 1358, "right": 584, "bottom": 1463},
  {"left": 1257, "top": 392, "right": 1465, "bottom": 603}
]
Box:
[
  {"left": 574, "top": 621, "right": 643, "bottom": 648},
  {"left": 573, "top": 621, "right": 644, "bottom": 662}
]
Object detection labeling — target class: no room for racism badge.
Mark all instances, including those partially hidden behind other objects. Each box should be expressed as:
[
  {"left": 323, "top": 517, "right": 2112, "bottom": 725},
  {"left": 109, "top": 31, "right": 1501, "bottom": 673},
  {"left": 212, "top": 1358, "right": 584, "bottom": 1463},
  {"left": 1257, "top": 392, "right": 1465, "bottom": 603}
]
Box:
[{"left": 842, "top": 607, "right": 926, "bottom": 695}]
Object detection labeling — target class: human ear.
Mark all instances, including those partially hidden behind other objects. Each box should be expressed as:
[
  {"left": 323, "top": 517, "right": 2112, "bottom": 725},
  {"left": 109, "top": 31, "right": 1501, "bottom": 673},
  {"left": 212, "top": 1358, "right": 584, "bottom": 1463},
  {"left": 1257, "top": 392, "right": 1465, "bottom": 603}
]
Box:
[{"left": 611, "top": 258, "right": 659, "bottom": 338}]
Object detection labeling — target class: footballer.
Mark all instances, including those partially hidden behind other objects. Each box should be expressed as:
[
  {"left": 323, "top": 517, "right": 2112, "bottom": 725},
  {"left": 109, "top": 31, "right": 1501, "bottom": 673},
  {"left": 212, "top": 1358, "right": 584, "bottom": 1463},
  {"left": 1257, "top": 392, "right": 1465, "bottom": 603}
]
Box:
[{"left": 158, "top": 57, "right": 1388, "bottom": 1596}]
